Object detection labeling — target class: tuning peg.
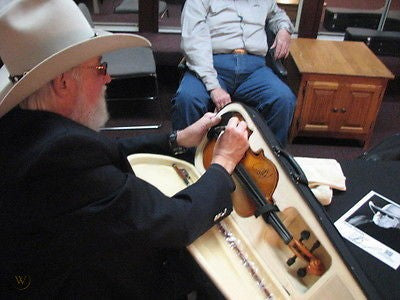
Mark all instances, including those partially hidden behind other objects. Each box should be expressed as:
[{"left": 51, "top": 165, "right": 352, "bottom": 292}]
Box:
[
  {"left": 287, "top": 255, "right": 297, "bottom": 266},
  {"left": 310, "top": 241, "right": 321, "bottom": 253},
  {"left": 297, "top": 267, "right": 307, "bottom": 278},
  {"left": 300, "top": 230, "right": 310, "bottom": 242}
]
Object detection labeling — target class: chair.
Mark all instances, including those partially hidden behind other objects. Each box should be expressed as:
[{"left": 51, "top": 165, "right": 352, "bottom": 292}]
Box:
[
  {"left": 264, "top": 22, "right": 288, "bottom": 79},
  {"left": 79, "top": 3, "right": 162, "bottom": 130},
  {"left": 114, "top": 0, "right": 169, "bottom": 19}
]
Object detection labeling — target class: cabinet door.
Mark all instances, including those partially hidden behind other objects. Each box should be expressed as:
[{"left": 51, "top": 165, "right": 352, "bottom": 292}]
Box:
[
  {"left": 335, "top": 83, "right": 382, "bottom": 134},
  {"left": 299, "top": 81, "right": 340, "bottom": 133}
]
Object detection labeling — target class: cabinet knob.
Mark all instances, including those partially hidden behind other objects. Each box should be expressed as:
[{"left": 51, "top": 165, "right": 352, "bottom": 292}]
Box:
[
  {"left": 332, "top": 108, "right": 338, "bottom": 113},
  {"left": 341, "top": 107, "right": 347, "bottom": 113}
]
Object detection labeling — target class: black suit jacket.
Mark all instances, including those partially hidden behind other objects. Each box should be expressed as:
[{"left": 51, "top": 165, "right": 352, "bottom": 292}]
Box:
[{"left": 0, "top": 108, "right": 234, "bottom": 298}]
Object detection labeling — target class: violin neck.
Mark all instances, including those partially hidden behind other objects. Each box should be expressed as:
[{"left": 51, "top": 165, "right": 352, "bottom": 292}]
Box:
[
  {"left": 235, "top": 164, "right": 293, "bottom": 244},
  {"left": 261, "top": 212, "right": 292, "bottom": 244}
]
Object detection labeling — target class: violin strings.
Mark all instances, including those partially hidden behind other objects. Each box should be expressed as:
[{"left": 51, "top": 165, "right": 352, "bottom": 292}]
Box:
[{"left": 216, "top": 221, "right": 274, "bottom": 300}]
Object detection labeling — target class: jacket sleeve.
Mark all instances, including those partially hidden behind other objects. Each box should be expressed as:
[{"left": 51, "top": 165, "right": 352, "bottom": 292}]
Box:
[
  {"left": 27, "top": 132, "right": 235, "bottom": 248},
  {"left": 117, "top": 163, "right": 234, "bottom": 247}
]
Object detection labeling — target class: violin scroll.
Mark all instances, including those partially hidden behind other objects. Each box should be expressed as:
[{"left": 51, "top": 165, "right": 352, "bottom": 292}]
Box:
[{"left": 289, "top": 239, "right": 325, "bottom": 276}]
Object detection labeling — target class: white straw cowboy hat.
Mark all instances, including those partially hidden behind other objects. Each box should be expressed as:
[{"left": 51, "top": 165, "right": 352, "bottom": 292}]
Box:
[{"left": 0, "top": 0, "right": 151, "bottom": 118}]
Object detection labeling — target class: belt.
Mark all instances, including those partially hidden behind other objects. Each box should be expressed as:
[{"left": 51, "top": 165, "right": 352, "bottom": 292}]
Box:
[{"left": 232, "top": 48, "right": 248, "bottom": 54}]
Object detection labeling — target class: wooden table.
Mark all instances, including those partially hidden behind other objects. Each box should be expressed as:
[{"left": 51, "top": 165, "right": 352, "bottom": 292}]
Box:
[{"left": 286, "top": 38, "right": 394, "bottom": 148}]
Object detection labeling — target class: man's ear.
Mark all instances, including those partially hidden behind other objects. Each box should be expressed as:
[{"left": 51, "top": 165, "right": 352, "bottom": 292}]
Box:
[
  {"left": 50, "top": 72, "right": 79, "bottom": 116},
  {"left": 52, "top": 72, "right": 78, "bottom": 98}
]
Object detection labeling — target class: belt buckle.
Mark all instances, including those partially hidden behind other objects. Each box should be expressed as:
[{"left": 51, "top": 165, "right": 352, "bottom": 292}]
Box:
[{"left": 232, "top": 48, "right": 247, "bottom": 55}]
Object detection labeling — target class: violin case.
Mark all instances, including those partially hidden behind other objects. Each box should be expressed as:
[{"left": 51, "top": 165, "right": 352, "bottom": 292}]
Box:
[
  {"left": 128, "top": 103, "right": 380, "bottom": 299},
  {"left": 323, "top": 7, "right": 400, "bottom": 32},
  {"left": 344, "top": 27, "right": 400, "bottom": 57}
]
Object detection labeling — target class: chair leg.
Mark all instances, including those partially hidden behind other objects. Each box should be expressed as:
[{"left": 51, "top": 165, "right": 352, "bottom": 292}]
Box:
[
  {"left": 101, "top": 124, "right": 161, "bottom": 130},
  {"left": 160, "top": 8, "right": 168, "bottom": 19}
]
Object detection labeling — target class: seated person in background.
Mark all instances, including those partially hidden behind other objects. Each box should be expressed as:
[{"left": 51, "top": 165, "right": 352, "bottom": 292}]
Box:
[
  {"left": 172, "top": 0, "right": 296, "bottom": 148},
  {"left": 0, "top": 0, "right": 249, "bottom": 298}
]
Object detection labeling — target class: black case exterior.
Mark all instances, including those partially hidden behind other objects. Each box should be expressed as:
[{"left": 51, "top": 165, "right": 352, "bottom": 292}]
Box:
[
  {"left": 323, "top": 7, "right": 400, "bottom": 32},
  {"left": 327, "top": 160, "right": 400, "bottom": 300},
  {"left": 236, "top": 104, "right": 382, "bottom": 299},
  {"left": 344, "top": 27, "right": 400, "bottom": 57},
  {"left": 358, "top": 133, "right": 400, "bottom": 161}
]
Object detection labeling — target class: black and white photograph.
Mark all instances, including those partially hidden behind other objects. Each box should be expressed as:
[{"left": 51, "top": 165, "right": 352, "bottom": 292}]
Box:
[{"left": 335, "top": 191, "right": 400, "bottom": 270}]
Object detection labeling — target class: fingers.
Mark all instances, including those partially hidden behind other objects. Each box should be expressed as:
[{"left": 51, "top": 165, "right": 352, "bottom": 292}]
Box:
[
  {"left": 274, "top": 41, "right": 287, "bottom": 59},
  {"left": 274, "top": 29, "right": 291, "bottom": 59},
  {"left": 237, "top": 119, "right": 248, "bottom": 133},
  {"left": 226, "top": 116, "right": 242, "bottom": 129},
  {"left": 275, "top": 43, "right": 289, "bottom": 59},
  {"left": 211, "top": 88, "right": 232, "bottom": 111},
  {"left": 211, "top": 117, "right": 249, "bottom": 174},
  {"left": 215, "top": 95, "right": 231, "bottom": 111},
  {"left": 225, "top": 117, "right": 248, "bottom": 139},
  {"left": 226, "top": 116, "right": 246, "bottom": 129},
  {"left": 203, "top": 112, "right": 221, "bottom": 129}
]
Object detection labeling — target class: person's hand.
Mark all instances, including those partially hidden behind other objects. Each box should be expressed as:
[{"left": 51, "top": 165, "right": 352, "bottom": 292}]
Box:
[
  {"left": 211, "top": 117, "right": 249, "bottom": 174},
  {"left": 271, "top": 29, "right": 291, "bottom": 60},
  {"left": 177, "top": 112, "right": 221, "bottom": 148},
  {"left": 210, "top": 87, "right": 232, "bottom": 111}
]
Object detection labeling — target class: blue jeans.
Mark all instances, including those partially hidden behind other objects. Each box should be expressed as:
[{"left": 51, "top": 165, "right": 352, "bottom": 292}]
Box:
[{"left": 171, "top": 54, "right": 296, "bottom": 147}]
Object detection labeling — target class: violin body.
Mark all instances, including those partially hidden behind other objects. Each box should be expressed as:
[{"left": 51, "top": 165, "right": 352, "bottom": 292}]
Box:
[
  {"left": 129, "top": 103, "right": 368, "bottom": 299},
  {"left": 202, "top": 137, "right": 278, "bottom": 217}
]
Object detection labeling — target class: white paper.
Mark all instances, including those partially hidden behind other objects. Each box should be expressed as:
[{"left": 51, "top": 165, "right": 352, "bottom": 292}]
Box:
[{"left": 334, "top": 191, "right": 400, "bottom": 270}]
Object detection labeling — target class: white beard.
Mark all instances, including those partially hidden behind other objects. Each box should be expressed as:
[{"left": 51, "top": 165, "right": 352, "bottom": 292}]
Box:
[
  {"left": 87, "top": 86, "right": 109, "bottom": 131},
  {"left": 73, "top": 86, "right": 109, "bottom": 131}
]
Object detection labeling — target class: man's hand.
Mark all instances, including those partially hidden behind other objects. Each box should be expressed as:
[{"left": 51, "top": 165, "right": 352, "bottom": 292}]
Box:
[
  {"left": 271, "top": 29, "right": 291, "bottom": 60},
  {"left": 210, "top": 87, "right": 232, "bottom": 111},
  {"left": 177, "top": 112, "right": 221, "bottom": 148},
  {"left": 211, "top": 117, "right": 249, "bottom": 174}
]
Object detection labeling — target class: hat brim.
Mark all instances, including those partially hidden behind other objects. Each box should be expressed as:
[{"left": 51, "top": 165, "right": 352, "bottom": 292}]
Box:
[{"left": 0, "top": 30, "right": 151, "bottom": 118}]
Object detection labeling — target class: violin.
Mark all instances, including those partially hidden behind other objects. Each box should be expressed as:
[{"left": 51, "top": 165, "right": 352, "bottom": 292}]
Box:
[{"left": 202, "top": 112, "right": 325, "bottom": 277}]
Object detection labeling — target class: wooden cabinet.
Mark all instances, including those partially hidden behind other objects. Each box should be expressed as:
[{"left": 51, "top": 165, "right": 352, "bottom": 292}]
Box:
[
  {"left": 298, "top": 78, "right": 383, "bottom": 138},
  {"left": 287, "top": 39, "right": 394, "bottom": 147}
]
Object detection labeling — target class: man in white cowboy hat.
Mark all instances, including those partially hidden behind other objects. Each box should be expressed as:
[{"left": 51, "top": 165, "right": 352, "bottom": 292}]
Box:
[{"left": 0, "top": 0, "right": 249, "bottom": 298}]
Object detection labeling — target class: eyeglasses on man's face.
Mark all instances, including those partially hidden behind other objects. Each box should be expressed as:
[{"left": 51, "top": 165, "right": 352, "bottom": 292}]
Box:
[{"left": 80, "top": 62, "right": 108, "bottom": 76}]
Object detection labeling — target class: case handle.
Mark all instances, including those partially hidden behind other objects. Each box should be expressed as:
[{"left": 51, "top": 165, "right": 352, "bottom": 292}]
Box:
[{"left": 272, "top": 146, "right": 308, "bottom": 185}]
